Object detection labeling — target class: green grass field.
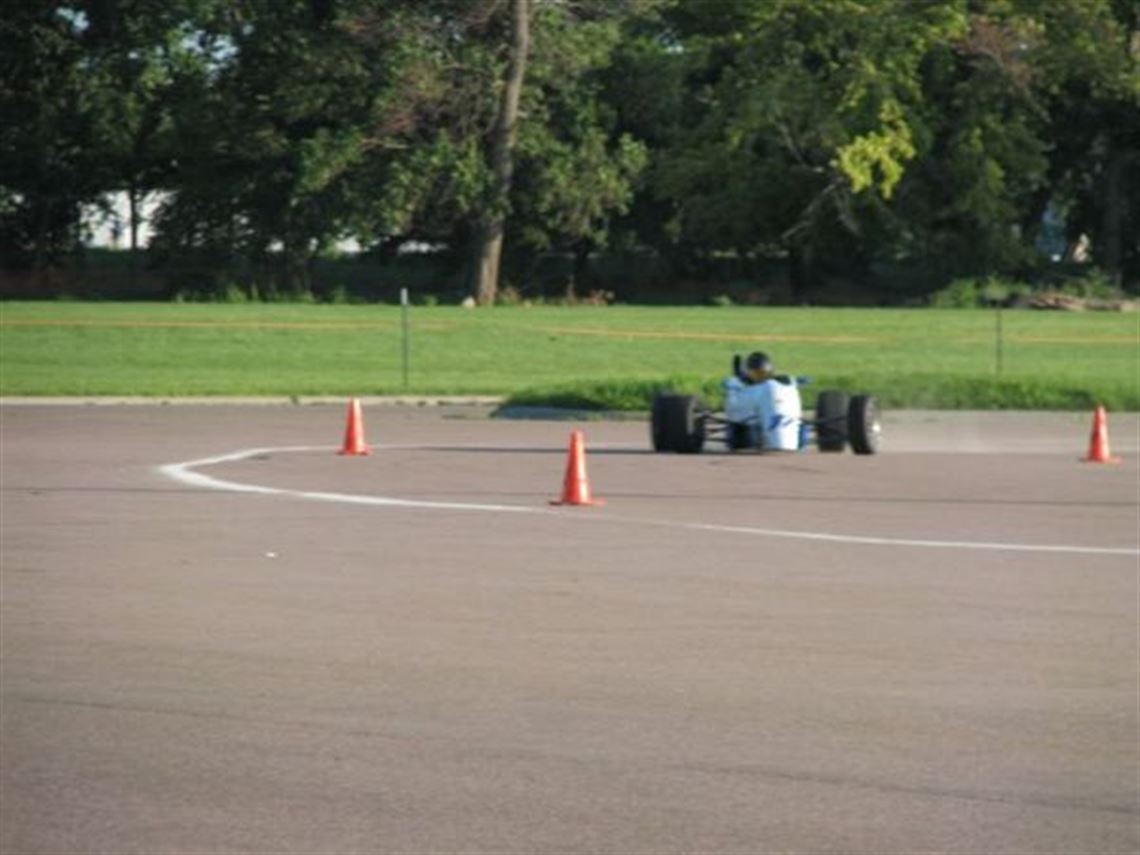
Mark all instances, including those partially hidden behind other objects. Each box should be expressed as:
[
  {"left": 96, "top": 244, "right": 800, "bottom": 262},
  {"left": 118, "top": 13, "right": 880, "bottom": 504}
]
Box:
[{"left": 1, "top": 302, "right": 1137, "bottom": 410}]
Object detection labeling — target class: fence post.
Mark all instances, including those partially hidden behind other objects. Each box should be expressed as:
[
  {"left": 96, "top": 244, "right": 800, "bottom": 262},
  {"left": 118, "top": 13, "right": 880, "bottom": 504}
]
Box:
[
  {"left": 995, "top": 306, "right": 1003, "bottom": 376},
  {"left": 401, "top": 287, "right": 410, "bottom": 389}
]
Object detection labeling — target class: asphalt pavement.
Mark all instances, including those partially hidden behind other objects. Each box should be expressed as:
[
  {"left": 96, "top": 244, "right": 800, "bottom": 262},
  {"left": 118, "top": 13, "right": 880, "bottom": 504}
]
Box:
[{"left": 2, "top": 404, "right": 1137, "bottom": 854}]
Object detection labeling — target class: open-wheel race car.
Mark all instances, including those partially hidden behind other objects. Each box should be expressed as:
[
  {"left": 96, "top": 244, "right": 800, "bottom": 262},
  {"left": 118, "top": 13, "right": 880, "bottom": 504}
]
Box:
[{"left": 651, "top": 352, "right": 882, "bottom": 455}]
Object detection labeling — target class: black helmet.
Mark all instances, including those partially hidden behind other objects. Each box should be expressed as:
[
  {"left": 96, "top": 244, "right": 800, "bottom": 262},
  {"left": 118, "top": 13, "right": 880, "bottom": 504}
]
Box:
[{"left": 745, "top": 351, "right": 773, "bottom": 374}]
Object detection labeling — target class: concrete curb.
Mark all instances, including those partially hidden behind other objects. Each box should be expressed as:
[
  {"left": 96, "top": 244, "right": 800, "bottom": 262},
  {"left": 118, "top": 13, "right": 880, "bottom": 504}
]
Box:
[
  {"left": 0, "top": 396, "right": 507, "bottom": 407},
  {"left": 0, "top": 397, "right": 647, "bottom": 421}
]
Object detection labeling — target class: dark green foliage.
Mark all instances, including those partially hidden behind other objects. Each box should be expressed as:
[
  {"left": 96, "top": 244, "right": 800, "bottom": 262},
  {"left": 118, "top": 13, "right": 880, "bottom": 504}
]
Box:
[{"left": 2, "top": 0, "right": 1137, "bottom": 298}]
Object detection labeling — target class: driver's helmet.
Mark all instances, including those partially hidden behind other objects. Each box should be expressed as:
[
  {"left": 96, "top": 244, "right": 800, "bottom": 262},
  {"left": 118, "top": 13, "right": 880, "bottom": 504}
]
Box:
[{"left": 745, "top": 351, "right": 774, "bottom": 378}]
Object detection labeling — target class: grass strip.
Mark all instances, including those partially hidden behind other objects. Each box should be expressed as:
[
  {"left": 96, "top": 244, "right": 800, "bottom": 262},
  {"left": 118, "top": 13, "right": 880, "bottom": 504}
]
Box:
[
  {"left": 506, "top": 373, "right": 1137, "bottom": 412},
  {"left": 1, "top": 302, "right": 1136, "bottom": 409}
]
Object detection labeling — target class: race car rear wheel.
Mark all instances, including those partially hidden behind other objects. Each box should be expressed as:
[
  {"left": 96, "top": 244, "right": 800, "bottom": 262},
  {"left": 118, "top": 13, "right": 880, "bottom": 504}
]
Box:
[
  {"left": 650, "top": 394, "right": 670, "bottom": 451},
  {"left": 848, "top": 394, "right": 881, "bottom": 455},
  {"left": 815, "top": 390, "right": 849, "bottom": 452},
  {"left": 651, "top": 393, "right": 706, "bottom": 453}
]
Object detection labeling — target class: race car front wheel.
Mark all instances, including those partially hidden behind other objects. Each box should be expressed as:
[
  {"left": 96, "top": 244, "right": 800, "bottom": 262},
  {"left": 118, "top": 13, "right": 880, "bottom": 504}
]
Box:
[
  {"left": 651, "top": 393, "right": 706, "bottom": 453},
  {"left": 815, "top": 391, "right": 849, "bottom": 452},
  {"left": 848, "top": 394, "right": 881, "bottom": 454}
]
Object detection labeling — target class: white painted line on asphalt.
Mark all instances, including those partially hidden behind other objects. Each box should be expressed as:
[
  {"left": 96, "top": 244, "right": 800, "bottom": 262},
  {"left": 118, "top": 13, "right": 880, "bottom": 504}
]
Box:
[
  {"left": 158, "top": 446, "right": 1140, "bottom": 557},
  {"left": 674, "top": 521, "right": 1139, "bottom": 556},
  {"left": 159, "top": 446, "right": 544, "bottom": 514}
]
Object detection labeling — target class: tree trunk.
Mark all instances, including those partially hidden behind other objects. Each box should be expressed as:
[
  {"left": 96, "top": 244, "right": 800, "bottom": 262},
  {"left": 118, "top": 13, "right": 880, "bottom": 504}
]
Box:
[
  {"left": 32, "top": 202, "right": 48, "bottom": 271},
  {"left": 280, "top": 234, "right": 310, "bottom": 296},
  {"left": 128, "top": 184, "right": 140, "bottom": 289},
  {"left": 471, "top": 0, "right": 530, "bottom": 305},
  {"left": 789, "top": 245, "right": 812, "bottom": 304},
  {"left": 1100, "top": 141, "right": 1124, "bottom": 286},
  {"left": 473, "top": 222, "right": 505, "bottom": 305},
  {"left": 568, "top": 240, "right": 591, "bottom": 300},
  {"left": 128, "top": 186, "right": 140, "bottom": 254}
]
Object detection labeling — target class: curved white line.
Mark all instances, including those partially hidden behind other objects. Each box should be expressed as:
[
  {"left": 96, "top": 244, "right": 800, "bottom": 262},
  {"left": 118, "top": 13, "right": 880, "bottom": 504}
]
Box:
[
  {"left": 159, "top": 446, "right": 545, "bottom": 514},
  {"left": 158, "top": 445, "right": 1140, "bottom": 557},
  {"left": 676, "top": 521, "right": 1138, "bottom": 555}
]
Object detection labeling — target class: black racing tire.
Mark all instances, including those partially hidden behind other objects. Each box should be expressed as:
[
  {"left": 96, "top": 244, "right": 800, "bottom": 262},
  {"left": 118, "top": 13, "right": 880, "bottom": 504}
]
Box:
[
  {"left": 651, "top": 393, "right": 706, "bottom": 453},
  {"left": 650, "top": 394, "right": 670, "bottom": 451},
  {"left": 848, "top": 394, "right": 881, "bottom": 455},
  {"left": 815, "top": 390, "right": 849, "bottom": 452}
]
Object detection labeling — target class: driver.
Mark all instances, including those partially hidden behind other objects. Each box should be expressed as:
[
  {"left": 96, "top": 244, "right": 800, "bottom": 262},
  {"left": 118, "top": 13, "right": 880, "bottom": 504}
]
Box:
[{"left": 723, "top": 351, "right": 802, "bottom": 450}]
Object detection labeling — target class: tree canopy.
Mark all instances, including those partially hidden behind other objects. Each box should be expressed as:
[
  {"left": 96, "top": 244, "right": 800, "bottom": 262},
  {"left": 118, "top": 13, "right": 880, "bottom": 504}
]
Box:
[{"left": 2, "top": 0, "right": 1136, "bottom": 300}]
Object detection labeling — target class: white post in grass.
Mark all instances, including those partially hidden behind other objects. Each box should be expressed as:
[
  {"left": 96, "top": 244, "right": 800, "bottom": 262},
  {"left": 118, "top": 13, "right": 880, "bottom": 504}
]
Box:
[
  {"left": 995, "top": 306, "right": 1003, "bottom": 377},
  {"left": 400, "top": 288, "right": 410, "bottom": 389}
]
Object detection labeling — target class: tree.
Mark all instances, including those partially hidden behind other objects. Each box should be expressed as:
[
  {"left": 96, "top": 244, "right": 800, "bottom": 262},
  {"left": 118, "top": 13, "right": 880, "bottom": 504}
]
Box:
[
  {"left": 82, "top": 0, "right": 222, "bottom": 274},
  {"left": 470, "top": 0, "right": 530, "bottom": 305},
  {"left": 5, "top": 0, "right": 1133, "bottom": 299},
  {"left": 0, "top": 5, "right": 105, "bottom": 269},
  {"left": 149, "top": 0, "right": 467, "bottom": 295},
  {"left": 1027, "top": 0, "right": 1139, "bottom": 285},
  {"left": 503, "top": 0, "right": 650, "bottom": 296},
  {"left": 883, "top": 9, "right": 1053, "bottom": 277},
  {"left": 644, "top": 0, "right": 969, "bottom": 298}
]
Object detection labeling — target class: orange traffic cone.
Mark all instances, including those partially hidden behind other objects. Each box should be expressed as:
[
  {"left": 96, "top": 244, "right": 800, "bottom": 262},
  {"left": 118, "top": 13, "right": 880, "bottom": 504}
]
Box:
[
  {"left": 337, "top": 398, "right": 371, "bottom": 456},
  {"left": 1083, "top": 405, "right": 1120, "bottom": 464},
  {"left": 550, "top": 430, "right": 604, "bottom": 506}
]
